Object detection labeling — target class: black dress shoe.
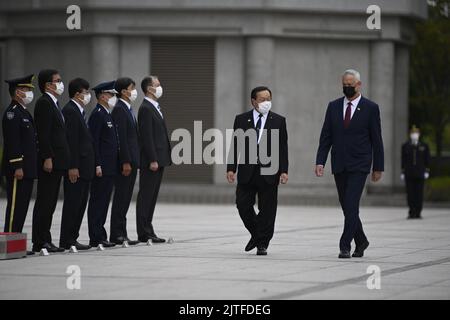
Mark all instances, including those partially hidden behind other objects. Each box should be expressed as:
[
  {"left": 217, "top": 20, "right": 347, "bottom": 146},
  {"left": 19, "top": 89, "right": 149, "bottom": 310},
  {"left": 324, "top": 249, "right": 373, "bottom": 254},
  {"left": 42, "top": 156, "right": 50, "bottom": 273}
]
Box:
[
  {"left": 245, "top": 237, "right": 257, "bottom": 252},
  {"left": 73, "top": 242, "right": 92, "bottom": 250},
  {"left": 149, "top": 236, "right": 166, "bottom": 243},
  {"left": 338, "top": 250, "right": 351, "bottom": 259},
  {"left": 90, "top": 240, "right": 116, "bottom": 248},
  {"left": 352, "top": 241, "right": 369, "bottom": 258},
  {"left": 27, "top": 251, "right": 35, "bottom": 256},
  {"left": 39, "top": 243, "right": 64, "bottom": 253},
  {"left": 256, "top": 247, "right": 267, "bottom": 256},
  {"left": 124, "top": 237, "right": 140, "bottom": 245}
]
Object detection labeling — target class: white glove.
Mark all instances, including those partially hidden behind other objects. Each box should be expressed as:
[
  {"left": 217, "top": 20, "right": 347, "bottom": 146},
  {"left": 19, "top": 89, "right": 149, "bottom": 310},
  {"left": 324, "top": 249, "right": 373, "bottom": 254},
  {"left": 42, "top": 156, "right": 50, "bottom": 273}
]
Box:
[
  {"left": 400, "top": 173, "right": 405, "bottom": 181},
  {"left": 424, "top": 172, "right": 430, "bottom": 179}
]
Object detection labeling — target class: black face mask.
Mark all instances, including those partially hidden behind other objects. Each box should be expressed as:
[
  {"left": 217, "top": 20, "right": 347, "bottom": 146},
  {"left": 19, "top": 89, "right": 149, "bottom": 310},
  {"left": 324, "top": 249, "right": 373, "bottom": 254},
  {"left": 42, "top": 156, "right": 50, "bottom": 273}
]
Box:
[{"left": 343, "top": 86, "right": 357, "bottom": 99}]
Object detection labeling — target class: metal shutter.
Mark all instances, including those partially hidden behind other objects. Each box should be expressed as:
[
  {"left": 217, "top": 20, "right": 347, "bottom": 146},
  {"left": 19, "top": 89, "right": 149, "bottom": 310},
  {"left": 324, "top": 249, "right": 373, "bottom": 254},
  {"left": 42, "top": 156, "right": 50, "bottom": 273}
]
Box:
[{"left": 151, "top": 38, "right": 215, "bottom": 184}]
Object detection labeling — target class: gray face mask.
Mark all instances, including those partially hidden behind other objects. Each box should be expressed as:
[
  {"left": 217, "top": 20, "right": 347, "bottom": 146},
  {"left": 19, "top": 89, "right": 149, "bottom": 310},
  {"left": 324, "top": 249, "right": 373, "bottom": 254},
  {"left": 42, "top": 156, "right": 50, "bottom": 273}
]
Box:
[{"left": 258, "top": 101, "right": 272, "bottom": 114}]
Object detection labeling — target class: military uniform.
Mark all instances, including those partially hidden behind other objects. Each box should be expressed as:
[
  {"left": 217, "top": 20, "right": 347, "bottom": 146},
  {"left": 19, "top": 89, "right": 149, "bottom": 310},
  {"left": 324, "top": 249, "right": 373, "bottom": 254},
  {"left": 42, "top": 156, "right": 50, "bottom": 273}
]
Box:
[
  {"left": 87, "top": 81, "right": 120, "bottom": 247},
  {"left": 401, "top": 138, "right": 430, "bottom": 219},
  {"left": 1, "top": 75, "right": 37, "bottom": 233}
]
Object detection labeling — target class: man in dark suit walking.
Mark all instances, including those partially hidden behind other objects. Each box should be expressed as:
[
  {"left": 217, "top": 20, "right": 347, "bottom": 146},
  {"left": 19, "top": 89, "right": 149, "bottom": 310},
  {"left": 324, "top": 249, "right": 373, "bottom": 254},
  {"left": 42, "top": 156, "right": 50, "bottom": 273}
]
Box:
[
  {"left": 87, "top": 81, "right": 119, "bottom": 248},
  {"left": 32, "top": 69, "right": 70, "bottom": 253},
  {"left": 136, "top": 76, "right": 171, "bottom": 243},
  {"left": 59, "top": 78, "right": 95, "bottom": 250},
  {"left": 227, "top": 86, "right": 289, "bottom": 256},
  {"left": 110, "top": 77, "right": 140, "bottom": 245},
  {"left": 315, "top": 69, "right": 384, "bottom": 259}
]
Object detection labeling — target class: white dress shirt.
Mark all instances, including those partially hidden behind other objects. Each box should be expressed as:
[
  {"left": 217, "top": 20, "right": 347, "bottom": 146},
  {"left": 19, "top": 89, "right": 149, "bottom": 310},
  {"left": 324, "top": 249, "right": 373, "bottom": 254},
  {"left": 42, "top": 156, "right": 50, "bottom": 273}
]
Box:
[
  {"left": 71, "top": 99, "right": 85, "bottom": 115},
  {"left": 145, "top": 96, "right": 163, "bottom": 118},
  {"left": 46, "top": 92, "right": 59, "bottom": 108},
  {"left": 343, "top": 93, "right": 362, "bottom": 120},
  {"left": 253, "top": 108, "right": 268, "bottom": 143}
]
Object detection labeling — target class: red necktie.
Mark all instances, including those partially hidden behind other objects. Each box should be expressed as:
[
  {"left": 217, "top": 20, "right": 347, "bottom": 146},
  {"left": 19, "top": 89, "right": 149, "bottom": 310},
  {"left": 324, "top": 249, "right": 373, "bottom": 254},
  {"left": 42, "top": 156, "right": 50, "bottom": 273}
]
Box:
[{"left": 344, "top": 102, "right": 352, "bottom": 128}]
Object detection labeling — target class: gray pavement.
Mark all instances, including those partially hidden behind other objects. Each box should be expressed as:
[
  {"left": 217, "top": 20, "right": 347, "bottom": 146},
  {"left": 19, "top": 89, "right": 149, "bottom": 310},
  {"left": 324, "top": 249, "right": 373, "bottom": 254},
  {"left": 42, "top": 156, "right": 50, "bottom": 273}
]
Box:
[{"left": 0, "top": 200, "right": 449, "bottom": 300}]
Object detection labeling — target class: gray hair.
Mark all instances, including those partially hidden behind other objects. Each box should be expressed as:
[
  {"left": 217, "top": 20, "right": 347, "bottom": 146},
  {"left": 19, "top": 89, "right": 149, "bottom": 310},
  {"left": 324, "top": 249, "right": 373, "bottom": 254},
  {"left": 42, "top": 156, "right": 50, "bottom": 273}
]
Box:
[{"left": 343, "top": 69, "right": 361, "bottom": 81}]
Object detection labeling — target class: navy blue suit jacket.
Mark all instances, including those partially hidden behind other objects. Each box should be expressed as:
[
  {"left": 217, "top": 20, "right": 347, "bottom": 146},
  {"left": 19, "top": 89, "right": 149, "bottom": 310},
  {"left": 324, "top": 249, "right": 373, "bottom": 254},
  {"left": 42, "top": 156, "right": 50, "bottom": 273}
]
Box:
[
  {"left": 88, "top": 104, "right": 120, "bottom": 176},
  {"left": 316, "top": 96, "right": 384, "bottom": 174},
  {"left": 111, "top": 99, "right": 140, "bottom": 168}
]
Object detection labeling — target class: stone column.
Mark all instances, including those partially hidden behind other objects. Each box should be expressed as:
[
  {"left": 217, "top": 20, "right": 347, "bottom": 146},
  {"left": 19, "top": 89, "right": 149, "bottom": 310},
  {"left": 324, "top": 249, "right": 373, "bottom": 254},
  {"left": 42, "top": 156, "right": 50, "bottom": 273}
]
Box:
[
  {"left": 245, "top": 37, "right": 275, "bottom": 96},
  {"left": 394, "top": 45, "right": 410, "bottom": 188},
  {"left": 213, "top": 37, "right": 245, "bottom": 184},
  {"left": 370, "top": 41, "right": 395, "bottom": 188},
  {"left": 91, "top": 36, "right": 120, "bottom": 87},
  {"left": 6, "top": 39, "right": 25, "bottom": 79}
]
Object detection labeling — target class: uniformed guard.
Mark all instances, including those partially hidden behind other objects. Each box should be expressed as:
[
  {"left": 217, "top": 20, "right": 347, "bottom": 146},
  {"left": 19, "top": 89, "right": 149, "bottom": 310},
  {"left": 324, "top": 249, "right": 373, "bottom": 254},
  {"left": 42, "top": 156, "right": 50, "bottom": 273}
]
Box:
[
  {"left": 86, "top": 81, "right": 119, "bottom": 248},
  {"left": 1, "top": 75, "right": 37, "bottom": 255},
  {"left": 401, "top": 125, "right": 431, "bottom": 219}
]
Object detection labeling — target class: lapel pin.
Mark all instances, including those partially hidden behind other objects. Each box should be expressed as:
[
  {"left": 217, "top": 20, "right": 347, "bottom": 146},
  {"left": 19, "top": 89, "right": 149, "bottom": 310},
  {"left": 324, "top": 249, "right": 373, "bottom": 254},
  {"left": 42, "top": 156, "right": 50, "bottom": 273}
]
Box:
[
  {"left": 248, "top": 119, "right": 251, "bottom": 122},
  {"left": 357, "top": 108, "right": 361, "bottom": 111}
]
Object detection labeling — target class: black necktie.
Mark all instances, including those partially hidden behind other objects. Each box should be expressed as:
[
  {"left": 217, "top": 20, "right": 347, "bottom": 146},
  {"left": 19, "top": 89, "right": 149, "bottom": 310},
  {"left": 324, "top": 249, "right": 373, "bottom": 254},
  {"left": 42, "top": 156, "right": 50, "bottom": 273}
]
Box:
[
  {"left": 255, "top": 113, "right": 263, "bottom": 143},
  {"left": 56, "top": 101, "right": 65, "bottom": 122}
]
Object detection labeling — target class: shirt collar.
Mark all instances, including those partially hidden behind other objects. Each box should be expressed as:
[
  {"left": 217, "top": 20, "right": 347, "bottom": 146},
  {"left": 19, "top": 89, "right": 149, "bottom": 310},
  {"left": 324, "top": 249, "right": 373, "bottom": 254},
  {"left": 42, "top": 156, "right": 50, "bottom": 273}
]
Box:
[
  {"left": 46, "top": 92, "right": 59, "bottom": 106},
  {"left": 99, "top": 103, "right": 110, "bottom": 114},
  {"left": 71, "top": 99, "right": 85, "bottom": 115},
  {"left": 119, "top": 98, "right": 131, "bottom": 110},
  {"left": 253, "top": 108, "right": 268, "bottom": 120},
  {"left": 344, "top": 93, "right": 362, "bottom": 107},
  {"left": 144, "top": 96, "right": 159, "bottom": 108}
]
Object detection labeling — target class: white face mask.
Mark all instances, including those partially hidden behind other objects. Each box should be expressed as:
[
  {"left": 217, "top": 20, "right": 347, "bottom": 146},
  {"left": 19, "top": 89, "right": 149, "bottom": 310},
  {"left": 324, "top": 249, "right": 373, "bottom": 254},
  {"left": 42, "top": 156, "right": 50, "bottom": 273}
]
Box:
[
  {"left": 258, "top": 101, "right": 272, "bottom": 115},
  {"left": 108, "top": 95, "right": 117, "bottom": 108},
  {"left": 129, "top": 89, "right": 138, "bottom": 102},
  {"left": 55, "top": 82, "right": 64, "bottom": 95},
  {"left": 153, "top": 86, "right": 163, "bottom": 99},
  {"left": 410, "top": 133, "right": 420, "bottom": 142},
  {"left": 21, "top": 91, "right": 34, "bottom": 105},
  {"left": 82, "top": 93, "right": 91, "bottom": 106}
]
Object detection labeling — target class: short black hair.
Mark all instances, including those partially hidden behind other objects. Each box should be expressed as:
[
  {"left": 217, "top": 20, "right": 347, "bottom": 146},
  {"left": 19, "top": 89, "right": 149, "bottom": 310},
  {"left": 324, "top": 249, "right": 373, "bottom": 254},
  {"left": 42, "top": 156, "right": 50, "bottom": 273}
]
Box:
[
  {"left": 38, "top": 69, "right": 59, "bottom": 93},
  {"left": 68, "top": 78, "right": 90, "bottom": 98},
  {"left": 115, "top": 77, "right": 135, "bottom": 98},
  {"left": 140, "top": 76, "right": 155, "bottom": 93},
  {"left": 251, "top": 86, "right": 272, "bottom": 100}
]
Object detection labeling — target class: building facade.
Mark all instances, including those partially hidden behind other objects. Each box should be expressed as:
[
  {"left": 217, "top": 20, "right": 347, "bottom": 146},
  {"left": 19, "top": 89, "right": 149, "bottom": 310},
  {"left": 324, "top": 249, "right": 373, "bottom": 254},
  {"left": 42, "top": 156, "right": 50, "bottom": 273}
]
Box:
[{"left": 0, "top": 0, "right": 427, "bottom": 191}]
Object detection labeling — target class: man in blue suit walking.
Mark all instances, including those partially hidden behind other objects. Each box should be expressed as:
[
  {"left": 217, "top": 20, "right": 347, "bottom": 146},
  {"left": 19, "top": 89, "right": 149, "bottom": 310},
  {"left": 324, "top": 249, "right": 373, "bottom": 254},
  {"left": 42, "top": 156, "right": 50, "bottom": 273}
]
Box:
[{"left": 315, "top": 69, "right": 384, "bottom": 259}]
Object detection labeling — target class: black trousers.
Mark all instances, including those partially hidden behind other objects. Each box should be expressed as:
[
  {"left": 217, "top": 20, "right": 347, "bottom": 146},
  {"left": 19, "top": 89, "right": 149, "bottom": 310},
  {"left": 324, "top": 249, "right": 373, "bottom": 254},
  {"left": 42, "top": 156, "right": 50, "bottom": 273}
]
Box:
[
  {"left": 3, "top": 176, "right": 34, "bottom": 233},
  {"left": 236, "top": 167, "right": 278, "bottom": 248},
  {"left": 59, "top": 177, "right": 90, "bottom": 247},
  {"left": 136, "top": 167, "right": 164, "bottom": 239},
  {"left": 405, "top": 177, "right": 425, "bottom": 218},
  {"left": 334, "top": 171, "right": 368, "bottom": 252},
  {"left": 32, "top": 169, "right": 63, "bottom": 247},
  {"left": 110, "top": 168, "right": 137, "bottom": 240},
  {"left": 87, "top": 175, "right": 115, "bottom": 244}
]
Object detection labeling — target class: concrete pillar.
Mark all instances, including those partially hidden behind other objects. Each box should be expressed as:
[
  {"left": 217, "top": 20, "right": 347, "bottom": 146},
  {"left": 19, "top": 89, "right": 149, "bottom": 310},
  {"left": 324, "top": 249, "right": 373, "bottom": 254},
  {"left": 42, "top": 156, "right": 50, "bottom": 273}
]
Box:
[
  {"left": 394, "top": 45, "right": 410, "bottom": 188},
  {"left": 91, "top": 36, "right": 120, "bottom": 87},
  {"left": 370, "top": 41, "right": 395, "bottom": 188},
  {"left": 245, "top": 37, "right": 275, "bottom": 96},
  {"left": 120, "top": 36, "right": 151, "bottom": 107},
  {"left": 6, "top": 39, "right": 25, "bottom": 79},
  {"left": 214, "top": 37, "right": 245, "bottom": 184}
]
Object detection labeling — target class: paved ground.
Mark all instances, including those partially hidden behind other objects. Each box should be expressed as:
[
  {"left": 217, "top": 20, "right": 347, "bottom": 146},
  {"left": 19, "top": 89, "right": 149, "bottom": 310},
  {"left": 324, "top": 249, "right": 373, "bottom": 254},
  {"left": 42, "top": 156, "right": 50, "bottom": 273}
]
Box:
[{"left": 0, "top": 200, "right": 449, "bottom": 300}]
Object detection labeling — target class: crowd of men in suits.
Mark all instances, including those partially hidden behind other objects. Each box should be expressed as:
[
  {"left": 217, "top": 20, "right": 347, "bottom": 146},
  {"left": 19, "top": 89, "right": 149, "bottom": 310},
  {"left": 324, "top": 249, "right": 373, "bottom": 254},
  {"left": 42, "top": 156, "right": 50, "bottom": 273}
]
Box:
[
  {"left": 2, "top": 68, "right": 430, "bottom": 258},
  {"left": 1, "top": 70, "right": 171, "bottom": 255}
]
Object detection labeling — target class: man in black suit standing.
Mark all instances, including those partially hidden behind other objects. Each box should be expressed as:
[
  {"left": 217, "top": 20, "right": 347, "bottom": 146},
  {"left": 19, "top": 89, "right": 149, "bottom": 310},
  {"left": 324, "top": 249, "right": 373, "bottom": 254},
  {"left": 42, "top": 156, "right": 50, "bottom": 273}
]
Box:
[
  {"left": 59, "top": 78, "right": 95, "bottom": 250},
  {"left": 32, "top": 69, "right": 70, "bottom": 253},
  {"left": 315, "top": 69, "right": 384, "bottom": 259},
  {"left": 136, "top": 76, "right": 171, "bottom": 243},
  {"left": 87, "top": 81, "right": 119, "bottom": 248},
  {"left": 110, "top": 77, "right": 139, "bottom": 245},
  {"left": 227, "top": 86, "right": 289, "bottom": 256}
]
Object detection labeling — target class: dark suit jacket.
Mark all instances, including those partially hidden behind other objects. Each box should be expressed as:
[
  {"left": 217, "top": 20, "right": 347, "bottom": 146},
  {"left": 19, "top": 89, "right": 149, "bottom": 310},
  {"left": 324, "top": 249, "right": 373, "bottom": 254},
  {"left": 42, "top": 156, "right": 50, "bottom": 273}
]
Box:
[
  {"left": 33, "top": 93, "right": 70, "bottom": 171},
  {"left": 1, "top": 100, "right": 38, "bottom": 179},
  {"left": 227, "top": 110, "right": 288, "bottom": 185},
  {"left": 62, "top": 100, "right": 95, "bottom": 180},
  {"left": 138, "top": 99, "right": 172, "bottom": 168},
  {"left": 401, "top": 141, "right": 430, "bottom": 179},
  {"left": 88, "top": 104, "right": 120, "bottom": 176},
  {"left": 316, "top": 96, "right": 384, "bottom": 174},
  {"left": 111, "top": 99, "right": 140, "bottom": 168}
]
